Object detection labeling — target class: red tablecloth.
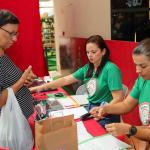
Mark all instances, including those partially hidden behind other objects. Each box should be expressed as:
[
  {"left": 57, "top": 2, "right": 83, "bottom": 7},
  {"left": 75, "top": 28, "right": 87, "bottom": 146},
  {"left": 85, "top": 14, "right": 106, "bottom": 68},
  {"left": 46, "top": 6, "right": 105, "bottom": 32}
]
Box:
[{"left": 32, "top": 87, "right": 69, "bottom": 100}]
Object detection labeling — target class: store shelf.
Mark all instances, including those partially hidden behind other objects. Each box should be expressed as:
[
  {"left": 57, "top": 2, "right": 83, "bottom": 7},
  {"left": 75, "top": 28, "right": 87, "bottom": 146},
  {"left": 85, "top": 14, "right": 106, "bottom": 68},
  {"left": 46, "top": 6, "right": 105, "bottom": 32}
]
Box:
[
  {"left": 41, "top": 15, "right": 56, "bottom": 71},
  {"left": 45, "top": 50, "right": 57, "bottom": 71}
]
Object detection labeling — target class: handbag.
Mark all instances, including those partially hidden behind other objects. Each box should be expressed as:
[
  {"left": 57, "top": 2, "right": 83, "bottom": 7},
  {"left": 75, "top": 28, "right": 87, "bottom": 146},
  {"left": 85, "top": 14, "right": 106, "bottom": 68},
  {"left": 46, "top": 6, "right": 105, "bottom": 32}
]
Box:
[
  {"left": 35, "top": 114, "right": 78, "bottom": 150},
  {"left": 0, "top": 87, "right": 34, "bottom": 150}
]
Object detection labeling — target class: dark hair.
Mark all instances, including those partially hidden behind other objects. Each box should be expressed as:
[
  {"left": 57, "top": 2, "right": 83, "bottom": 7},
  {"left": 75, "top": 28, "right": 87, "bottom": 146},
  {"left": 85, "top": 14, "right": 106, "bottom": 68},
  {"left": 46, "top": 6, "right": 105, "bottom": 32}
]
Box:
[
  {"left": 0, "top": 9, "right": 19, "bottom": 27},
  {"left": 133, "top": 38, "right": 150, "bottom": 60},
  {"left": 86, "top": 35, "right": 110, "bottom": 78}
]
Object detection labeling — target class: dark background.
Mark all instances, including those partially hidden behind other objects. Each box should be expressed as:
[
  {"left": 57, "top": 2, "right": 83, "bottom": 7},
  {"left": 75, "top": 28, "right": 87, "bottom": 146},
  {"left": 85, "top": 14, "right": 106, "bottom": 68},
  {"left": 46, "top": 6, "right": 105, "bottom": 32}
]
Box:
[{"left": 111, "top": 0, "right": 150, "bottom": 41}]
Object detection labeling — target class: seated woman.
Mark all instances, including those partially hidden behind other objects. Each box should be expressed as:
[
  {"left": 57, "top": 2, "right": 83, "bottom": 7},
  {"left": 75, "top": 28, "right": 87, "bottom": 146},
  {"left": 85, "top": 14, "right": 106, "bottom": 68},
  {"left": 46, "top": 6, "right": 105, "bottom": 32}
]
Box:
[
  {"left": 30, "top": 35, "right": 124, "bottom": 128},
  {"left": 90, "top": 38, "right": 150, "bottom": 141}
]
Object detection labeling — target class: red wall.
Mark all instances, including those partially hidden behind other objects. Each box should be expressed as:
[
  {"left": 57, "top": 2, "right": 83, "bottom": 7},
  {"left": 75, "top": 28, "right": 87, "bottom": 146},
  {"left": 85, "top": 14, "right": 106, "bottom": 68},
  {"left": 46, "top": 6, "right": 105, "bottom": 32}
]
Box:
[
  {"left": 105, "top": 40, "right": 138, "bottom": 91},
  {"left": 105, "top": 40, "right": 141, "bottom": 125},
  {"left": 0, "top": 0, "right": 49, "bottom": 76}
]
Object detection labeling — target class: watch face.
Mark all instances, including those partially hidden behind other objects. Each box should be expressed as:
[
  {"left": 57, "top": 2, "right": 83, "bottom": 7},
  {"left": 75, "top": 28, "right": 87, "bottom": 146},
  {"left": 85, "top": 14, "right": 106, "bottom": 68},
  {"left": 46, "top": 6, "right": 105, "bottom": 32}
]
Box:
[{"left": 130, "top": 126, "right": 137, "bottom": 136}]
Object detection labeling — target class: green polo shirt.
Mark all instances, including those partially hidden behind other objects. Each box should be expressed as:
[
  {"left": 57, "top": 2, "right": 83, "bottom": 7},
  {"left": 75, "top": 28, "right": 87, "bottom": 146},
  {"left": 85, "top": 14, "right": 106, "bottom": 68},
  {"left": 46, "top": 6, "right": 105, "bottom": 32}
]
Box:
[
  {"left": 73, "top": 61, "right": 123, "bottom": 104},
  {"left": 130, "top": 77, "right": 150, "bottom": 125}
]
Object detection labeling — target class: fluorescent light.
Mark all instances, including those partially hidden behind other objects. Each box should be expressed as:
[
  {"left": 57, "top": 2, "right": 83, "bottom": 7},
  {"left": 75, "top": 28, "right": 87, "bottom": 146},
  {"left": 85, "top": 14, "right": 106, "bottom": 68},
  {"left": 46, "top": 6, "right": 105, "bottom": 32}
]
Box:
[{"left": 39, "top": 1, "right": 53, "bottom": 8}]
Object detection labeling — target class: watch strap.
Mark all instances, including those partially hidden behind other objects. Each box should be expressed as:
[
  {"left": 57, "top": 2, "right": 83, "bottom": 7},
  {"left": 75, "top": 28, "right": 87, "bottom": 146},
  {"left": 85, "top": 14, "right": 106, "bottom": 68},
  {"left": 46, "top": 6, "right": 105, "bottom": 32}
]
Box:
[{"left": 127, "top": 125, "right": 137, "bottom": 137}]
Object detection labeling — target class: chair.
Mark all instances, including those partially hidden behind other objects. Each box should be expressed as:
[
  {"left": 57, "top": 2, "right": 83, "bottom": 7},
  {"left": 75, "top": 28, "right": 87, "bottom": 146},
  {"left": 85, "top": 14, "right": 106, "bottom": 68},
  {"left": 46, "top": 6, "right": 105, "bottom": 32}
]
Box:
[
  {"left": 76, "top": 84, "right": 128, "bottom": 96},
  {"left": 75, "top": 84, "right": 88, "bottom": 95},
  {"left": 122, "top": 84, "right": 128, "bottom": 98},
  {"left": 121, "top": 84, "right": 129, "bottom": 122}
]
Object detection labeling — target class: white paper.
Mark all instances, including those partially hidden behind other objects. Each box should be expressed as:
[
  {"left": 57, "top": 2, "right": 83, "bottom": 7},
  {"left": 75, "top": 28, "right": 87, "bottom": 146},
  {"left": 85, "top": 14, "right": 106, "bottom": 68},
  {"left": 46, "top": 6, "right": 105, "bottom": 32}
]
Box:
[
  {"left": 57, "top": 97, "right": 77, "bottom": 108},
  {"left": 49, "top": 106, "right": 88, "bottom": 119},
  {"left": 66, "top": 107, "right": 88, "bottom": 119},
  {"left": 71, "top": 95, "right": 89, "bottom": 106},
  {"left": 77, "top": 121, "right": 93, "bottom": 143},
  {"left": 78, "top": 134, "right": 131, "bottom": 150}
]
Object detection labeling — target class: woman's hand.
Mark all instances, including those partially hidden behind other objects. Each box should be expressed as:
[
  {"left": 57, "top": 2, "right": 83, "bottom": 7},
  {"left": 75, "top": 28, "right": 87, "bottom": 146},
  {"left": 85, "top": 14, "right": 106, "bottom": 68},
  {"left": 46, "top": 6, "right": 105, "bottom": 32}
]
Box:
[
  {"left": 90, "top": 106, "right": 99, "bottom": 119},
  {"left": 105, "top": 123, "right": 131, "bottom": 136},
  {"left": 90, "top": 106, "right": 107, "bottom": 120},
  {"left": 17, "top": 66, "right": 37, "bottom": 87},
  {"left": 12, "top": 66, "right": 35, "bottom": 93},
  {"left": 23, "top": 68, "right": 37, "bottom": 87},
  {"left": 90, "top": 105, "right": 109, "bottom": 120},
  {"left": 18, "top": 66, "right": 33, "bottom": 85}
]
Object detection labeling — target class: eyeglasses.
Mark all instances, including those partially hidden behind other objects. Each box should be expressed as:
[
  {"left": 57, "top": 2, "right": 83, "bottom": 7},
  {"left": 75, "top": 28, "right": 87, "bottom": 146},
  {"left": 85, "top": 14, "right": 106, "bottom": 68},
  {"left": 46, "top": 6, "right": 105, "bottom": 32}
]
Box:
[{"left": 0, "top": 27, "right": 18, "bottom": 38}]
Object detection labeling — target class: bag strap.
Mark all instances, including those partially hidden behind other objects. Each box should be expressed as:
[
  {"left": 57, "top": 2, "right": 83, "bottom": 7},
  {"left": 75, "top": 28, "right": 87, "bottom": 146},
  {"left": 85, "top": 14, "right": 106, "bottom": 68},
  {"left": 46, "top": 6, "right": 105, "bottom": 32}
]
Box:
[
  {"left": 6, "top": 87, "right": 22, "bottom": 115},
  {"left": 3, "top": 87, "right": 13, "bottom": 110}
]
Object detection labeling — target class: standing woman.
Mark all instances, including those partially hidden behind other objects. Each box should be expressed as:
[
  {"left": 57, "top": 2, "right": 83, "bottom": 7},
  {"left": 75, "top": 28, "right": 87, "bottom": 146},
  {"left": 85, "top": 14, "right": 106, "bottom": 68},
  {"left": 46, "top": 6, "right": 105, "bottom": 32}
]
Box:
[
  {"left": 30, "top": 35, "right": 124, "bottom": 128},
  {"left": 0, "top": 9, "right": 36, "bottom": 119}
]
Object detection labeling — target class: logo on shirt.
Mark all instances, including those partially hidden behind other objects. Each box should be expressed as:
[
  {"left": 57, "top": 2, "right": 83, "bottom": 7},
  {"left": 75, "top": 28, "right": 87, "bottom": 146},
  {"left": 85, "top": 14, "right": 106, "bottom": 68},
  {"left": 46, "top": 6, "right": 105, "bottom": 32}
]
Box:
[
  {"left": 139, "top": 102, "right": 150, "bottom": 125},
  {"left": 86, "top": 78, "right": 97, "bottom": 96}
]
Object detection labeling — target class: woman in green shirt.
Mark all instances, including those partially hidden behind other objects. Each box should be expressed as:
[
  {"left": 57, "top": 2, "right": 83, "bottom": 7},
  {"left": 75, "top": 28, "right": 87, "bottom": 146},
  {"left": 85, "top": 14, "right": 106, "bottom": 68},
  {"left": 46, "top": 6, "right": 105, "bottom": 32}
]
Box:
[
  {"left": 90, "top": 38, "right": 150, "bottom": 141},
  {"left": 30, "top": 35, "right": 124, "bottom": 128}
]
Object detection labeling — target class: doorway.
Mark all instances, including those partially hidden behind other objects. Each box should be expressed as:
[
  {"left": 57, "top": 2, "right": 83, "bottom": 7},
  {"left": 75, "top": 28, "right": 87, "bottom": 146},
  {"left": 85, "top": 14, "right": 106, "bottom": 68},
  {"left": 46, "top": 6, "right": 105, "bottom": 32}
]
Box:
[{"left": 39, "top": 0, "right": 57, "bottom": 71}]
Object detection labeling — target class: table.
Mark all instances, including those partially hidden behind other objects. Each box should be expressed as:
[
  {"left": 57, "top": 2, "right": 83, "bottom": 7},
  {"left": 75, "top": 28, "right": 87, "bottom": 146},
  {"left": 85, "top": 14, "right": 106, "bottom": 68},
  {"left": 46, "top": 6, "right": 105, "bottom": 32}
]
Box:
[
  {"left": 32, "top": 87, "right": 69, "bottom": 100},
  {"left": 30, "top": 87, "right": 148, "bottom": 150}
]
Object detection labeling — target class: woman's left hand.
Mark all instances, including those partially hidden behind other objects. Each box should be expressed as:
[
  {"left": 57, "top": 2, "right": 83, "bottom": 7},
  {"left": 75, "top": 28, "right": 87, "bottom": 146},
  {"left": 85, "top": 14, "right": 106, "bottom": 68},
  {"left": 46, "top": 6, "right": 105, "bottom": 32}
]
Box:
[{"left": 105, "top": 123, "right": 131, "bottom": 136}]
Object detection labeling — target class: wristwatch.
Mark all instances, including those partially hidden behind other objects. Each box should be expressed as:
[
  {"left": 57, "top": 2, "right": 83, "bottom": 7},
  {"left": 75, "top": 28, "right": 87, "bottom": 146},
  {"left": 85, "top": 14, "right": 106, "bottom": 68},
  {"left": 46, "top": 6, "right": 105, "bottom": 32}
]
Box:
[{"left": 127, "top": 125, "right": 137, "bottom": 137}]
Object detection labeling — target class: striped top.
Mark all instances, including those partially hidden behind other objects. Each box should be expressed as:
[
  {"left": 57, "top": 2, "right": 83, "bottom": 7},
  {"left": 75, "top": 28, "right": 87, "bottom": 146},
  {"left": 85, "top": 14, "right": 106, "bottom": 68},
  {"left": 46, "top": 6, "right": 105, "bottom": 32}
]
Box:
[{"left": 0, "top": 54, "right": 34, "bottom": 119}]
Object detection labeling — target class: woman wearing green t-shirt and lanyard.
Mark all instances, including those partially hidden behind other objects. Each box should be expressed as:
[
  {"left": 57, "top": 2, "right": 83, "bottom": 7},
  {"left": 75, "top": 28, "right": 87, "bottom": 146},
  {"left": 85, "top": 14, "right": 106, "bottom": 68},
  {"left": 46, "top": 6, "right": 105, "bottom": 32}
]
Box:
[
  {"left": 90, "top": 38, "right": 150, "bottom": 141},
  {"left": 30, "top": 35, "right": 124, "bottom": 128}
]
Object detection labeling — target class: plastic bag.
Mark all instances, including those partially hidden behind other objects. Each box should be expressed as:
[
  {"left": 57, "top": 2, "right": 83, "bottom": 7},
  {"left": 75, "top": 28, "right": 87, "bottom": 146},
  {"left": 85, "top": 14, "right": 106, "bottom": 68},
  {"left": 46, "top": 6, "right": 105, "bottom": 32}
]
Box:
[{"left": 0, "top": 87, "right": 34, "bottom": 150}]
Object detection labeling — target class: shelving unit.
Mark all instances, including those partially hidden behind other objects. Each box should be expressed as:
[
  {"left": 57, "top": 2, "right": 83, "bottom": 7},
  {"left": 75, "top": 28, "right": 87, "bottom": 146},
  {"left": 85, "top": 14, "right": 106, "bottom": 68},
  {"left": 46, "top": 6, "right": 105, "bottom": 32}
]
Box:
[{"left": 41, "top": 14, "right": 57, "bottom": 71}]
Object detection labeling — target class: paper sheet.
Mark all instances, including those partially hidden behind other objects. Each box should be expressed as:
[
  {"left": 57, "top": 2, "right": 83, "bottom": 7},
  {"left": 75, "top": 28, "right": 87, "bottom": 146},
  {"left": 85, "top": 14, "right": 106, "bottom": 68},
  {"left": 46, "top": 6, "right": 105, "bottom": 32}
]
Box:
[
  {"left": 78, "top": 134, "right": 131, "bottom": 150},
  {"left": 71, "top": 95, "right": 89, "bottom": 106},
  {"left": 56, "top": 97, "right": 78, "bottom": 108},
  {"left": 77, "top": 121, "right": 93, "bottom": 143},
  {"left": 49, "top": 106, "right": 88, "bottom": 119}
]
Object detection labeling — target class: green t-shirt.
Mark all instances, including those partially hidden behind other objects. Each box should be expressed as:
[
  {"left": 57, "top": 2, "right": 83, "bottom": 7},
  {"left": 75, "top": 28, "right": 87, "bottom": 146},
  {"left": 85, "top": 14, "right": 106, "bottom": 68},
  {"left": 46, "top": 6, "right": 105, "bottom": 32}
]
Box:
[
  {"left": 73, "top": 61, "right": 123, "bottom": 104},
  {"left": 130, "top": 77, "right": 150, "bottom": 125}
]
